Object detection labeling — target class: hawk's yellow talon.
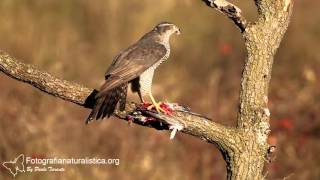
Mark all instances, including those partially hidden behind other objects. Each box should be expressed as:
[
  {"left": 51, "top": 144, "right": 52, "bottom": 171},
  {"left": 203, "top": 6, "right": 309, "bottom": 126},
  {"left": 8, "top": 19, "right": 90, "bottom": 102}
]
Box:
[
  {"left": 148, "top": 93, "right": 166, "bottom": 113},
  {"left": 147, "top": 102, "right": 166, "bottom": 113}
]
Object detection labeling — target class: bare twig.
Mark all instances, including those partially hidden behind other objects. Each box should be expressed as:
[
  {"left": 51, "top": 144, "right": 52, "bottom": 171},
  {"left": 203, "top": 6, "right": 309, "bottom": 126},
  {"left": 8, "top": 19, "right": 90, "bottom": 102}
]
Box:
[{"left": 202, "top": 0, "right": 247, "bottom": 32}]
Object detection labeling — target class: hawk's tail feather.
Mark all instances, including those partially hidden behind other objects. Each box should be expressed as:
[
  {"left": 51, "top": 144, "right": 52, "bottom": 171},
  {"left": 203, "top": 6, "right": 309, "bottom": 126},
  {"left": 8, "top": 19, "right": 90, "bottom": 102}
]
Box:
[
  {"left": 100, "top": 89, "right": 119, "bottom": 119},
  {"left": 86, "top": 83, "right": 127, "bottom": 124},
  {"left": 86, "top": 97, "right": 105, "bottom": 123}
]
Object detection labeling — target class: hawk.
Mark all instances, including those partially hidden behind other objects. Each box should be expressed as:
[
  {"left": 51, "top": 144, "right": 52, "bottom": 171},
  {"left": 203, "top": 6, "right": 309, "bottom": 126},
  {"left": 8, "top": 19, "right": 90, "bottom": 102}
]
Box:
[{"left": 86, "top": 22, "right": 180, "bottom": 123}]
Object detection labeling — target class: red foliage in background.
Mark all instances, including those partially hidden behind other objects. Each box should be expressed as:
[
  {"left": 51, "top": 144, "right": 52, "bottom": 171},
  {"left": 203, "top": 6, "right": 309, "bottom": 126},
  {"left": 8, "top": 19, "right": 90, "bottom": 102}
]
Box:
[
  {"left": 218, "top": 42, "right": 233, "bottom": 56},
  {"left": 277, "top": 118, "right": 294, "bottom": 131},
  {"left": 31, "top": 153, "right": 47, "bottom": 159}
]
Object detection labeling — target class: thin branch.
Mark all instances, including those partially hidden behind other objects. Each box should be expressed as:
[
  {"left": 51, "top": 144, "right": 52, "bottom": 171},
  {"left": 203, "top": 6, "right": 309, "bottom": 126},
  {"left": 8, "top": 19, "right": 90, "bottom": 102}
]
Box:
[
  {"left": 202, "top": 0, "right": 247, "bottom": 32},
  {"left": 0, "top": 50, "right": 237, "bottom": 150},
  {"left": 0, "top": 51, "right": 92, "bottom": 106}
]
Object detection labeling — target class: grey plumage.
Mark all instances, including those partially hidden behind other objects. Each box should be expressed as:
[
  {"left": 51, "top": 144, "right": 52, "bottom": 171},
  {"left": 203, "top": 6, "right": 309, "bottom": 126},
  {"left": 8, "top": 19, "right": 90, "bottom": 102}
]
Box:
[{"left": 86, "top": 22, "right": 180, "bottom": 123}]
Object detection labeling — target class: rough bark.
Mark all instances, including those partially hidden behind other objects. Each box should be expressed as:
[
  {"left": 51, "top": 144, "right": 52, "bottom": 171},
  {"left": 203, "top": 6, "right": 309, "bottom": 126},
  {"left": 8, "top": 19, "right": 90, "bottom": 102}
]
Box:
[
  {"left": 202, "top": 0, "right": 293, "bottom": 179},
  {"left": 0, "top": 0, "right": 293, "bottom": 179}
]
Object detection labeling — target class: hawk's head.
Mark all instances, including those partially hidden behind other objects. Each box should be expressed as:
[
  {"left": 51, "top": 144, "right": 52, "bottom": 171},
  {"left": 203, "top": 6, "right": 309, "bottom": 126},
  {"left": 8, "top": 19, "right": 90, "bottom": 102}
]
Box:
[{"left": 154, "top": 22, "right": 181, "bottom": 36}]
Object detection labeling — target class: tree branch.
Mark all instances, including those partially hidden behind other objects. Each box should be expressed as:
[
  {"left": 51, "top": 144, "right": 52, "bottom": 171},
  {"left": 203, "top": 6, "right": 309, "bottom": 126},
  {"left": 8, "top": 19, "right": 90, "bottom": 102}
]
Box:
[
  {"left": 202, "top": 0, "right": 247, "bottom": 32},
  {"left": 202, "top": 0, "right": 293, "bottom": 179},
  {"left": 0, "top": 50, "right": 236, "bottom": 150},
  {"left": 238, "top": 0, "right": 293, "bottom": 129}
]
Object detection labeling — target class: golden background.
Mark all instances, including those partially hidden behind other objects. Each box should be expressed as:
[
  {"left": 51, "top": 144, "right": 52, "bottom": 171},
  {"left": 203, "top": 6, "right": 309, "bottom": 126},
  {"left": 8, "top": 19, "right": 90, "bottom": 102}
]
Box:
[{"left": 0, "top": 0, "right": 319, "bottom": 179}]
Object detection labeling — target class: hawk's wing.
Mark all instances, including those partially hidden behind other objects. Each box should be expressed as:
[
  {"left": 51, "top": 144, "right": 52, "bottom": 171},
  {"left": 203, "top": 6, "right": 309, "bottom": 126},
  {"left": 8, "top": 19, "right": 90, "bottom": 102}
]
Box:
[{"left": 96, "top": 42, "right": 167, "bottom": 98}]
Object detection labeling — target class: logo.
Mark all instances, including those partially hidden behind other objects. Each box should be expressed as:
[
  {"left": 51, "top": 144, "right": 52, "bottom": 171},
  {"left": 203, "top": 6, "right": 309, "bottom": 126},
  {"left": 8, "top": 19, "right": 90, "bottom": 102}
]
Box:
[
  {"left": 1, "top": 154, "right": 119, "bottom": 177},
  {"left": 2, "top": 154, "right": 25, "bottom": 177}
]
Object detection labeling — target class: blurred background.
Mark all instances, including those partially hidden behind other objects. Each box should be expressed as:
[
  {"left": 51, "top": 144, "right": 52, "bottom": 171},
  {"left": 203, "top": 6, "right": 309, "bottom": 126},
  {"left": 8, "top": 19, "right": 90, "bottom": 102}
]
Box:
[{"left": 0, "top": 0, "right": 319, "bottom": 179}]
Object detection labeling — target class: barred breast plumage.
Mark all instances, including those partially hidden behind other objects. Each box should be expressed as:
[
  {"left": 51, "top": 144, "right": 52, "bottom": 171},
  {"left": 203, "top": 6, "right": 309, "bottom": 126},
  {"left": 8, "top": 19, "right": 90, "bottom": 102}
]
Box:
[{"left": 139, "top": 42, "right": 170, "bottom": 97}]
